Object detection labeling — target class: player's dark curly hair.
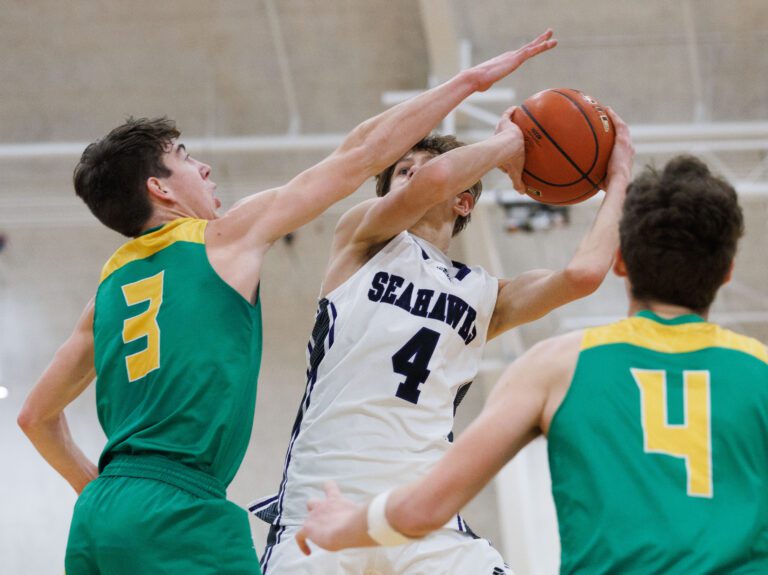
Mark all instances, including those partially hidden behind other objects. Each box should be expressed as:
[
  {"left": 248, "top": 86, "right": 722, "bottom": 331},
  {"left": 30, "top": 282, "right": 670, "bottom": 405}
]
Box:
[
  {"left": 375, "top": 134, "right": 483, "bottom": 236},
  {"left": 74, "top": 117, "right": 180, "bottom": 237},
  {"left": 620, "top": 155, "right": 744, "bottom": 313}
]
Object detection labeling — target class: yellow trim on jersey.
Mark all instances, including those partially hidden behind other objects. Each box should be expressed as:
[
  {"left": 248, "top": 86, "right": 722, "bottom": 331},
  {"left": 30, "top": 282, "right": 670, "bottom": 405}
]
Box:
[
  {"left": 582, "top": 316, "right": 768, "bottom": 364},
  {"left": 100, "top": 218, "right": 207, "bottom": 283}
]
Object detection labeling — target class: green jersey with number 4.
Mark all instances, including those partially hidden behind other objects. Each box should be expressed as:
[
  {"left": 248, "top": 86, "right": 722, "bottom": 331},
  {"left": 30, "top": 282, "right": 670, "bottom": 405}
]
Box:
[
  {"left": 93, "top": 218, "right": 262, "bottom": 486},
  {"left": 549, "top": 310, "right": 768, "bottom": 574}
]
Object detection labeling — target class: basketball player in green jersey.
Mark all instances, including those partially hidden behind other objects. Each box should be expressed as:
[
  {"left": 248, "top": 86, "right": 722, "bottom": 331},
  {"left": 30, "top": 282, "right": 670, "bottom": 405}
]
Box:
[
  {"left": 297, "top": 155, "right": 768, "bottom": 574},
  {"left": 16, "top": 31, "right": 557, "bottom": 575}
]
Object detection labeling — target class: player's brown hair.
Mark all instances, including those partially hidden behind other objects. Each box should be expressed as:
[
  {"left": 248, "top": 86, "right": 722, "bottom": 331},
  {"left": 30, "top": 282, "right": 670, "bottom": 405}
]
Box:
[
  {"left": 73, "top": 117, "right": 180, "bottom": 237},
  {"left": 620, "top": 155, "right": 744, "bottom": 313},
  {"left": 375, "top": 134, "right": 483, "bottom": 236}
]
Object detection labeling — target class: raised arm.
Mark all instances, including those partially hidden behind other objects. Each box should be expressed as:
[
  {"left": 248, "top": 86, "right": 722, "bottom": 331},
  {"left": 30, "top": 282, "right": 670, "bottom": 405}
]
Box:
[
  {"left": 17, "top": 301, "right": 99, "bottom": 494},
  {"left": 487, "top": 107, "right": 634, "bottom": 339},
  {"left": 295, "top": 332, "right": 582, "bottom": 553},
  {"left": 209, "top": 30, "right": 557, "bottom": 249},
  {"left": 348, "top": 124, "right": 525, "bottom": 247},
  {"left": 319, "top": 106, "right": 528, "bottom": 294}
]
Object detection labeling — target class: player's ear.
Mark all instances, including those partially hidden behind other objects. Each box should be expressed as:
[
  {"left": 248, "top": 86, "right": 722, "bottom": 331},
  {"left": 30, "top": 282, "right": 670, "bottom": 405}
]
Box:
[
  {"left": 147, "top": 176, "right": 168, "bottom": 200},
  {"left": 721, "top": 260, "right": 735, "bottom": 285},
  {"left": 613, "top": 248, "right": 627, "bottom": 277},
  {"left": 453, "top": 191, "right": 475, "bottom": 217},
  {"left": 146, "top": 177, "right": 170, "bottom": 202}
]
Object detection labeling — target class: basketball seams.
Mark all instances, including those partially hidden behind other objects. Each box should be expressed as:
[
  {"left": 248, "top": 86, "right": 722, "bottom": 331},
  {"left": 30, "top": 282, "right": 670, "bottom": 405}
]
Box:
[
  {"left": 539, "top": 181, "right": 602, "bottom": 205},
  {"left": 520, "top": 103, "right": 599, "bottom": 190},
  {"left": 547, "top": 89, "right": 610, "bottom": 204},
  {"left": 552, "top": 89, "right": 603, "bottom": 177}
]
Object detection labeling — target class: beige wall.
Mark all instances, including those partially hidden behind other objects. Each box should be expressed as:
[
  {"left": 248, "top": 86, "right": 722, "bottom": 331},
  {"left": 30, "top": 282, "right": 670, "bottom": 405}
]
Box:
[{"left": 2, "top": 1, "right": 767, "bottom": 573}]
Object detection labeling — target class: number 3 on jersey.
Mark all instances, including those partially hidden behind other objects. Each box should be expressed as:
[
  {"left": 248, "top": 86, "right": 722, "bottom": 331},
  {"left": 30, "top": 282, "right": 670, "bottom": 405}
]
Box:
[
  {"left": 393, "top": 327, "right": 441, "bottom": 404},
  {"left": 121, "top": 271, "right": 165, "bottom": 382},
  {"left": 632, "top": 368, "right": 712, "bottom": 498}
]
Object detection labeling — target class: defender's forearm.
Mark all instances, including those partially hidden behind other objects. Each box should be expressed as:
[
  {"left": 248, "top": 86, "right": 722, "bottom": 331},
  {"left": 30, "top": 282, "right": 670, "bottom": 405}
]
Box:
[{"left": 338, "top": 70, "right": 479, "bottom": 177}]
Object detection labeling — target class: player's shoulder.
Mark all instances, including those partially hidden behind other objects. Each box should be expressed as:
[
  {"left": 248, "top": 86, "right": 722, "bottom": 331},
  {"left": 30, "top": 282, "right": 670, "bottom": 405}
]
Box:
[
  {"left": 534, "top": 330, "right": 584, "bottom": 353},
  {"left": 710, "top": 324, "right": 768, "bottom": 365},
  {"left": 517, "top": 331, "right": 585, "bottom": 424},
  {"left": 458, "top": 259, "right": 494, "bottom": 282},
  {"left": 331, "top": 199, "right": 409, "bottom": 260},
  {"left": 333, "top": 198, "right": 379, "bottom": 236},
  {"left": 525, "top": 330, "right": 585, "bottom": 373}
]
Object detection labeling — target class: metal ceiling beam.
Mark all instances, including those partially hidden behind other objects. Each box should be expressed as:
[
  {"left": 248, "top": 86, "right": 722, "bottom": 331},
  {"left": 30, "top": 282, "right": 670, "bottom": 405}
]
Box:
[
  {"left": 2, "top": 122, "right": 766, "bottom": 159},
  {"left": 0, "top": 134, "right": 346, "bottom": 160}
]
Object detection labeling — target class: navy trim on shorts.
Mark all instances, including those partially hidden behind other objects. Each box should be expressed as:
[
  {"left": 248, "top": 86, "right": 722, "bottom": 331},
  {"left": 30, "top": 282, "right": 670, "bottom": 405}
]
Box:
[{"left": 260, "top": 524, "right": 286, "bottom": 573}]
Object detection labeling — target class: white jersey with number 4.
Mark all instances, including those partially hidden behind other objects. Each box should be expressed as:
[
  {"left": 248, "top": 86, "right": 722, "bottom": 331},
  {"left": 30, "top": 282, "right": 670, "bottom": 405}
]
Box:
[{"left": 251, "top": 231, "right": 498, "bottom": 527}]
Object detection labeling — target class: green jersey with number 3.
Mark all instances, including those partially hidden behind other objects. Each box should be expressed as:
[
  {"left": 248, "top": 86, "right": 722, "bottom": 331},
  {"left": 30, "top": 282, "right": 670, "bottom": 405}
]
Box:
[
  {"left": 549, "top": 310, "right": 768, "bottom": 574},
  {"left": 93, "top": 218, "right": 262, "bottom": 486}
]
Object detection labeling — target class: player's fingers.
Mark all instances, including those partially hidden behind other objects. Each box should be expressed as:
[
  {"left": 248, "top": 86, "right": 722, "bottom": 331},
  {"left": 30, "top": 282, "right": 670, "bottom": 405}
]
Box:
[
  {"left": 520, "top": 39, "right": 556, "bottom": 60},
  {"left": 508, "top": 29, "right": 555, "bottom": 69},
  {"left": 522, "top": 29, "right": 556, "bottom": 55},
  {"left": 324, "top": 480, "right": 342, "bottom": 499},
  {"left": 502, "top": 106, "right": 517, "bottom": 120},
  {"left": 605, "top": 107, "right": 634, "bottom": 153},
  {"left": 604, "top": 106, "right": 626, "bottom": 132},
  {"left": 306, "top": 498, "right": 320, "bottom": 511},
  {"left": 512, "top": 174, "right": 526, "bottom": 195},
  {"left": 495, "top": 108, "right": 514, "bottom": 134},
  {"left": 530, "top": 28, "right": 553, "bottom": 46},
  {"left": 295, "top": 528, "right": 312, "bottom": 556}
]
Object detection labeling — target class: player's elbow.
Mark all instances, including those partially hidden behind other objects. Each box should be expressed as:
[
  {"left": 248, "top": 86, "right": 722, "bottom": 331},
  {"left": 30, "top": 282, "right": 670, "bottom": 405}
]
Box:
[
  {"left": 564, "top": 264, "right": 606, "bottom": 297},
  {"left": 17, "top": 404, "right": 40, "bottom": 437},
  {"left": 410, "top": 161, "right": 455, "bottom": 204},
  {"left": 17, "top": 399, "right": 54, "bottom": 439}
]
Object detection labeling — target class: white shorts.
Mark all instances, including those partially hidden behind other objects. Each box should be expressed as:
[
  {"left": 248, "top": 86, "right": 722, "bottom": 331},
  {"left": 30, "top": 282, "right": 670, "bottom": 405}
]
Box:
[{"left": 260, "top": 524, "right": 512, "bottom": 575}]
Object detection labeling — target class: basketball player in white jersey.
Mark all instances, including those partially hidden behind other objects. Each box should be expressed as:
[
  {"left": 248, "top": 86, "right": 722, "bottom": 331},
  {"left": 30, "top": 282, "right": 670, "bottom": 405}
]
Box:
[{"left": 252, "top": 34, "right": 635, "bottom": 574}]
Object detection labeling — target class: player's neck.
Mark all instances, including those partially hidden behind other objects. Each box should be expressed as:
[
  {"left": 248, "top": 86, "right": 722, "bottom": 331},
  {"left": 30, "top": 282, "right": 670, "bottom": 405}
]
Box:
[
  {"left": 628, "top": 299, "right": 709, "bottom": 321},
  {"left": 408, "top": 219, "right": 454, "bottom": 253},
  {"left": 140, "top": 205, "right": 197, "bottom": 233}
]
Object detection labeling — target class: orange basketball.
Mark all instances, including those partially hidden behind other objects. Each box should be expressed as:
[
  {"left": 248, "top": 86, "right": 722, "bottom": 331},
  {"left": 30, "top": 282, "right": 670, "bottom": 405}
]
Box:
[{"left": 511, "top": 89, "right": 615, "bottom": 205}]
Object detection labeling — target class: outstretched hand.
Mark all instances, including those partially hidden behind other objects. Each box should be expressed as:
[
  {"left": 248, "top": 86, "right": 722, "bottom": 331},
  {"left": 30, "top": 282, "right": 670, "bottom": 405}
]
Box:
[
  {"left": 495, "top": 106, "right": 527, "bottom": 194},
  {"left": 295, "top": 481, "right": 373, "bottom": 556},
  {"left": 472, "top": 29, "right": 557, "bottom": 92}
]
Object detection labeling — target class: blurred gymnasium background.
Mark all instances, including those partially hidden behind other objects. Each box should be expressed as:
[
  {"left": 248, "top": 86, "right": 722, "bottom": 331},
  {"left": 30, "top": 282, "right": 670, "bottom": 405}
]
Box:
[{"left": 1, "top": 2, "right": 766, "bottom": 573}]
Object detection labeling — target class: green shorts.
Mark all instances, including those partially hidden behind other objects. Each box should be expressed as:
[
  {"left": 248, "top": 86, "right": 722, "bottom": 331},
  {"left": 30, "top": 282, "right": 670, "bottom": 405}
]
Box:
[{"left": 65, "top": 454, "right": 261, "bottom": 575}]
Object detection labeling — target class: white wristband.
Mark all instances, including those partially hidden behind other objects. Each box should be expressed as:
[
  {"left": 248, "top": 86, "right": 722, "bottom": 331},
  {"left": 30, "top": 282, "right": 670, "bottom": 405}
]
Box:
[{"left": 366, "top": 490, "right": 414, "bottom": 546}]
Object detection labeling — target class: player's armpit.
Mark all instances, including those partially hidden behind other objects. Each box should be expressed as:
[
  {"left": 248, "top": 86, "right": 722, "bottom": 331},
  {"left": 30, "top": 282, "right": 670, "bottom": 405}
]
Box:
[{"left": 318, "top": 200, "right": 384, "bottom": 295}]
